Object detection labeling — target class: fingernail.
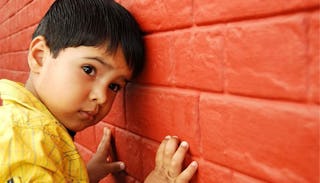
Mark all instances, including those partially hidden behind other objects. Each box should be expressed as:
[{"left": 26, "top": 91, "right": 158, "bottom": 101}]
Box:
[
  {"left": 191, "top": 161, "right": 198, "bottom": 168},
  {"left": 103, "top": 127, "right": 109, "bottom": 134},
  {"left": 165, "top": 135, "right": 171, "bottom": 140},
  {"left": 180, "top": 141, "right": 188, "bottom": 148},
  {"left": 172, "top": 135, "right": 178, "bottom": 139},
  {"left": 119, "top": 162, "right": 125, "bottom": 170}
]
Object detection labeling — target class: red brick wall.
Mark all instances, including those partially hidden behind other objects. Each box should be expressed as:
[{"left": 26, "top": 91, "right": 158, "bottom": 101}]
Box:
[{"left": 0, "top": 0, "right": 319, "bottom": 182}]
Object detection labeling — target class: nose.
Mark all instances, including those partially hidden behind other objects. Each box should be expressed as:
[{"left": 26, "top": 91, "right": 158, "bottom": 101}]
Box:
[{"left": 89, "top": 84, "right": 107, "bottom": 104}]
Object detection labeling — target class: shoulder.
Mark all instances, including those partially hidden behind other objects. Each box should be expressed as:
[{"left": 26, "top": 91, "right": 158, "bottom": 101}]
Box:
[
  {"left": 0, "top": 107, "right": 88, "bottom": 181},
  {"left": 0, "top": 103, "right": 80, "bottom": 159}
]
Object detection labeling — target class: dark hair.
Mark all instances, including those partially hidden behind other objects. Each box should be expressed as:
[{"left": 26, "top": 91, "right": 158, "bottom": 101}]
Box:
[{"left": 32, "top": 0, "right": 144, "bottom": 78}]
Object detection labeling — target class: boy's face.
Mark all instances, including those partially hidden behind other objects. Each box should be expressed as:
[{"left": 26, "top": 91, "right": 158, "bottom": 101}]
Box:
[{"left": 32, "top": 43, "right": 131, "bottom": 132}]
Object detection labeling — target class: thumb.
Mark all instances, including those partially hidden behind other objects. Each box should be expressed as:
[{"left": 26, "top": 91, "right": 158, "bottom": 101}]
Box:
[
  {"left": 87, "top": 161, "right": 125, "bottom": 182},
  {"left": 104, "top": 161, "right": 126, "bottom": 174}
]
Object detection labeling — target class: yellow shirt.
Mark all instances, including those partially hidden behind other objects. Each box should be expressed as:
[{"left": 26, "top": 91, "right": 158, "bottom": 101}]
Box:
[{"left": 0, "top": 79, "right": 89, "bottom": 182}]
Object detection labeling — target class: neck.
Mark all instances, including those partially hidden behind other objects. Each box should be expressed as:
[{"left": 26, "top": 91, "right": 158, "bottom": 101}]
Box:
[{"left": 25, "top": 76, "right": 40, "bottom": 99}]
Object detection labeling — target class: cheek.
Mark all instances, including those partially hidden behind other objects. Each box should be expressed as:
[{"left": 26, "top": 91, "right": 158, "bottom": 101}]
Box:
[
  {"left": 99, "top": 94, "right": 117, "bottom": 116},
  {"left": 40, "top": 71, "right": 89, "bottom": 108}
]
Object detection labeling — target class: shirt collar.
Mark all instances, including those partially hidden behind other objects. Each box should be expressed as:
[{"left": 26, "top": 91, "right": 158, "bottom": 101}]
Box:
[
  {"left": 0, "top": 79, "right": 57, "bottom": 121},
  {"left": 0, "top": 79, "right": 77, "bottom": 138}
]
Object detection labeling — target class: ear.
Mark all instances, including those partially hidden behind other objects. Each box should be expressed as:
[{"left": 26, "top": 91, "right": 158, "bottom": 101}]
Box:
[{"left": 28, "top": 36, "right": 50, "bottom": 74}]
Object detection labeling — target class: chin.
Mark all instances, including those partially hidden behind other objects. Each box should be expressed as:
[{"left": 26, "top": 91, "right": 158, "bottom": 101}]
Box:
[{"left": 66, "top": 124, "right": 88, "bottom": 133}]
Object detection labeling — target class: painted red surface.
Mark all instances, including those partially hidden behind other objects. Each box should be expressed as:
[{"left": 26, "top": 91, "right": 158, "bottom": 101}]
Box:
[{"left": 0, "top": 0, "right": 319, "bottom": 182}]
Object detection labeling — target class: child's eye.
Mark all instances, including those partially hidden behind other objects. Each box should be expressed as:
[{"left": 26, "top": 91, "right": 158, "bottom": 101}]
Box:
[
  {"left": 82, "top": 65, "right": 96, "bottom": 76},
  {"left": 109, "top": 83, "right": 121, "bottom": 92}
]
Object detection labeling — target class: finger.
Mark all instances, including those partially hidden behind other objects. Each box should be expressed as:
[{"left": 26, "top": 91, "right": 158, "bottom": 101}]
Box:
[
  {"left": 96, "top": 128, "right": 111, "bottom": 158},
  {"left": 176, "top": 161, "right": 198, "bottom": 183},
  {"left": 155, "top": 136, "right": 170, "bottom": 168},
  {"left": 169, "top": 141, "right": 189, "bottom": 177},
  {"left": 91, "top": 161, "right": 125, "bottom": 181},
  {"left": 163, "top": 136, "right": 179, "bottom": 168}
]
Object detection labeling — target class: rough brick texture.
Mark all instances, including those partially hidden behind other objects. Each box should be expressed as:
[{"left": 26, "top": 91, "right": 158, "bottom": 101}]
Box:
[{"left": 0, "top": 0, "right": 319, "bottom": 182}]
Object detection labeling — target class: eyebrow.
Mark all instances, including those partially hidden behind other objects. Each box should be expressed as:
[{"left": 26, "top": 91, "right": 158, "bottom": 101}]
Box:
[
  {"left": 84, "top": 56, "right": 132, "bottom": 82},
  {"left": 84, "top": 56, "right": 114, "bottom": 69}
]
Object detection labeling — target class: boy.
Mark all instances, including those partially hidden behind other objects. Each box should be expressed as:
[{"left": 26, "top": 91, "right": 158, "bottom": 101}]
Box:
[{"left": 0, "top": 0, "right": 198, "bottom": 182}]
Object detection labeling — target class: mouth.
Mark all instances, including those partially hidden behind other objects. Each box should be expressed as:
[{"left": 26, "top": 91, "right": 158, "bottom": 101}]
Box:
[{"left": 79, "top": 110, "right": 98, "bottom": 121}]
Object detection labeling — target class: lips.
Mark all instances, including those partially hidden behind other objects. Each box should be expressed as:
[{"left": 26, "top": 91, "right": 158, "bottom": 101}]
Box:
[{"left": 79, "top": 109, "right": 98, "bottom": 121}]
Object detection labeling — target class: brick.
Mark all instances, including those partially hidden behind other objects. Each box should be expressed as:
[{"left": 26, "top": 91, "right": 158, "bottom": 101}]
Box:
[
  {"left": 99, "top": 175, "right": 117, "bottom": 183},
  {"left": 136, "top": 34, "right": 174, "bottom": 85},
  {"left": 115, "top": 128, "right": 143, "bottom": 180},
  {"left": 0, "top": 0, "right": 53, "bottom": 39},
  {"left": 232, "top": 173, "right": 268, "bottom": 183},
  {"left": 140, "top": 138, "right": 158, "bottom": 180},
  {"left": 0, "top": 0, "right": 8, "bottom": 9},
  {"left": 0, "top": 0, "right": 32, "bottom": 25},
  {"left": 225, "top": 14, "right": 309, "bottom": 101},
  {"left": 74, "top": 125, "right": 97, "bottom": 152},
  {"left": 0, "top": 51, "right": 28, "bottom": 71},
  {"left": 74, "top": 142, "right": 93, "bottom": 164},
  {"left": 199, "top": 93, "right": 319, "bottom": 183},
  {"left": 99, "top": 174, "right": 138, "bottom": 183},
  {"left": 172, "top": 27, "right": 224, "bottom": 91},
  {"left": 194, "top": 0, "right": 320, "bottom": 25},
  {"left": 1, "top": 1, "right": 319, "bottom": 183},
  {"left": 308, "top": 11, "right": 320, "bottom": 103},
  {"left": 0, "top": 37, "right": 9, "bottom": 53},
  {"left": 196, "top": 159, "right": 268, "bottom": 183},
  {"left": 0, "top": 69, "right": 29, "bottom": 82},
  {"left": 120, "top": 0, "right": 192, "bottom": 32},
  {"left": 126, "top": 84, "right": 200, "bottom": 155},
  {"left": 4, "top": 26, "right": 35, "bottom": 53},
  {"left": 102, "top": 90, "right": 126, "bottom": 128},
  {"left": 140, "top": 28, "right": 225, "bottom": 92},
  {"left": 0, "top": 17, "right": 19, "bottom": 40},
  {"left": 19, "top": 0, "right": 54, "bottom": 28},
  {"left": 196, "top": 160, "right": 232, "bottom": 183},
  {"left": 0, "top": 23, "right": 10, "bottom": 40}
]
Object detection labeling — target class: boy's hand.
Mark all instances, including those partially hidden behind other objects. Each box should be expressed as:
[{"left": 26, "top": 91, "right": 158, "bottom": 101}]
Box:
[
  {"left": 145, "top": 136, "right": 198, "bottom": 183},
  {"left": 86, "top": 128, "right": 125, "bottom": 183}
]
